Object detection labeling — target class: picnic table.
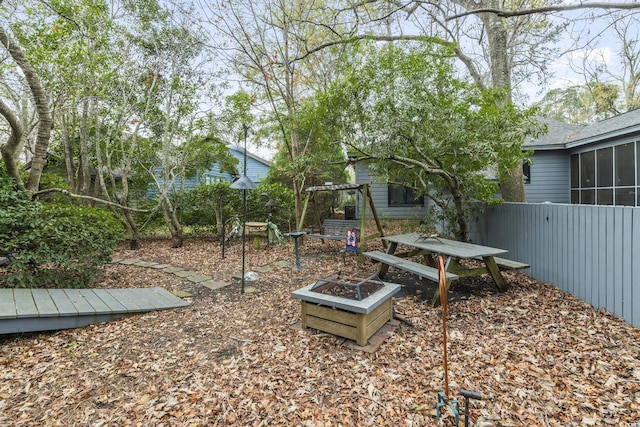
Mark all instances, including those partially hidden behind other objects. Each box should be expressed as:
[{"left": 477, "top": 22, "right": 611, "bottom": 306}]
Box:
[{"left": 364, "top": 233, "right": 523, "bottom": 306}]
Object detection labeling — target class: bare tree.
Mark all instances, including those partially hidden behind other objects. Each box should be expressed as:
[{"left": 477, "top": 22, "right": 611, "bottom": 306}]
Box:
[{"left": 201, "top": 0, "right": 349, "bottom": 229}]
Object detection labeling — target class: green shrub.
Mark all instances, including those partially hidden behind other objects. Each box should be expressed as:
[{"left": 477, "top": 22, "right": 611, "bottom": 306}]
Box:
[
  {"left": 247, "top": 182, "right": 295, "bottom": 232},
  {"left": 0, "top": 177, "right": 124, "bottom": 288},
  {"left": 181, "top": 181, "right": 242, "bottom": 233}
]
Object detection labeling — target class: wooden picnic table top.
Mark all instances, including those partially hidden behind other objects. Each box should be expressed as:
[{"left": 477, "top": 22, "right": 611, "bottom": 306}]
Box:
[{"left": 383, "top": 233, "right": 507, "bottom": 259}]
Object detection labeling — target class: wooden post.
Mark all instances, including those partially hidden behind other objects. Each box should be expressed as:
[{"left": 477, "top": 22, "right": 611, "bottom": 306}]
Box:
[
  {"left": 298, "top": 193, "right": 311, "bottom": 232},
  {"left": 365, "top": 184, "right": 387, "bottom": 249},
  {"left": 483, "top": 256, "right": 508, "bottom": 293},
  {"left": 300, "top": 301, "right": 308, "bottom": 328},
  {"left": 356, "top": 313, "right": 367, "bottom": 346}
]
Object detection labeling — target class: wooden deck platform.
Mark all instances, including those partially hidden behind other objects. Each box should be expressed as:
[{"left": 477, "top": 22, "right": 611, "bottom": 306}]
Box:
[{"left": 0, "top": 287, "right": 190, "bottom": 335}]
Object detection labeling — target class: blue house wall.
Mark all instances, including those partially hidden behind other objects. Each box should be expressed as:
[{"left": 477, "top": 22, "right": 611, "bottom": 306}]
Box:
[
  {"left": 199, "top": 145, "right": 270, "bottom": 186},
  {"left": 525, "top": 151, "right": 571, "bottom": 203},
  {"left": 148, "top": 145, "right": 271, "bottom": 198},
  {"left": 354, "top": 160, "right": 432, "bottom": 220}
]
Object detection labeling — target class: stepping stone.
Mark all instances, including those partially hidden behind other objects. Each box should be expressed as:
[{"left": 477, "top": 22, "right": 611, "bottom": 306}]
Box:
[
  {"left": 243, "top": 286, "right": 257, "bottom": 294},
  {"left": 171, "top": 290, "right": 193, "bottom": 298},
  {"left": 231, "top": 273, "right": 242, "bottom": 280},
  {"left": 274, "top": 261, "right": 290, "bottom": 267},
  {"left": 186, "top": 275, "right": 211, "bottom": 283},
  {"left": 110, "top": 258, "right": 123, "bottom": 263},
  {"left": 254, "top": 266, "right": 273, "bottom": 273},
  {"left": 163, "top": 266, "right": 186, "bottom": 273},
  {"left": 149, "top": 263, "right": 173, "bottom": 269},
  {"left": 134, "top": 261, "right": 158, "bottom": 267},
  {"left": 173, "top": 270, "right": 197, "bottom": 278},
  {"left": 119, "top": 258, "right": 140, "bottom": 265},
  {"left": 201, "top": 280, "right": 230, "bottom": 290}
]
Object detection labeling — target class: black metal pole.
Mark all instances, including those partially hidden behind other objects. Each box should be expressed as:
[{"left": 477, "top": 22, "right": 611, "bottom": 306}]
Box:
[
  {"left": 241, "top": 124, "right": 248, "bottom": 293},
  {"left": 221, "top": 211, "right": 225, "bottom": 259},
  {"left": 241, "top": 188, "right": 247, "bottom": 293}
]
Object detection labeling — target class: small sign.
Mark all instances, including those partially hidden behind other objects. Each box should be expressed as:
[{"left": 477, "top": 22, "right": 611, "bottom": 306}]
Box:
[{"left": 346, "top": 228, "right": 358, "bottom": 253}]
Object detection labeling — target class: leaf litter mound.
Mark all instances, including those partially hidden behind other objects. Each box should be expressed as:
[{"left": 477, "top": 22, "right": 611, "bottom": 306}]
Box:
[{"left": 1, "top": 237, "right": 639, "bottom": 426}]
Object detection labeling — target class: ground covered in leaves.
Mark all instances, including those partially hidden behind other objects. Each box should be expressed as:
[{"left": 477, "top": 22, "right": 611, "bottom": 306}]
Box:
[{"left": 1, "top": 237, "right": 640, "bottom": 426}]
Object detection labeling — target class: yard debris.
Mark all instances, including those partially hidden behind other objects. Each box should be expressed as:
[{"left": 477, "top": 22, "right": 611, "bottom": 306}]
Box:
[{"left": 1, "top": 237, "right": 639, "bottom": 426}]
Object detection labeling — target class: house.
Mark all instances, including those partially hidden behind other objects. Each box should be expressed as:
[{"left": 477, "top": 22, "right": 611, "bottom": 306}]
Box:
[
  {"left": 524, "top": 109, "right": 640, "bottom": 206},
  {"left": 521, "top": 118, "right": 585, "bottom": 203},
  {"left": 353, "top": 159, "right": 433, "bottom": 220},
  {"left": 200, "top": 145, "right": 271, "bottom": 186},
  {"left": 148, "top": 145, "right": 271, "bottom": 198}
]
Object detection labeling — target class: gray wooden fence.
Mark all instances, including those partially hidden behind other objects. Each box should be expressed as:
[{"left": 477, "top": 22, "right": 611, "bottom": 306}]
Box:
[{"left": 471, "top": 202, "right": 640, "bottom": 328}]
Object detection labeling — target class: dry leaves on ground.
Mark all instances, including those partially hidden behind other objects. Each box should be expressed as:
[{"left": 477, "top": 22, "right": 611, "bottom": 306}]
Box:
[{"left": 1, "top": 237, "right": 639, "bottom": 426}]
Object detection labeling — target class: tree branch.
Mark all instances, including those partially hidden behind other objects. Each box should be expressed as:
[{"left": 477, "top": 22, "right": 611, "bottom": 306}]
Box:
[
  {"left": 295, "top": 34, "right": 452, "bottom": 63},
  {"left": 447, "top": 3, "right": 640, "bottom": 21},
  {"left": 32, "top": 188, "right": 156, "bottom": 213}
]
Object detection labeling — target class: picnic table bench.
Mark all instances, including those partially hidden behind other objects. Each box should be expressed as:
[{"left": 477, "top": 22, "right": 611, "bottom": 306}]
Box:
[
  {"left": 364, "top": 250, "right": 459, "bottom": 283},
  {"left": 484, "top": 257, "right": 529, "bottom": 271},
  {"left": 307, "top": 219, "right": 361, "bottom": 241}
]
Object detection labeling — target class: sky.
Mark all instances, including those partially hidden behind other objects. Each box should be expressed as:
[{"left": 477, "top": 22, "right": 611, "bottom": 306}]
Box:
[{"left": 520, "top": 6, "right": 638, "bottom": 105}]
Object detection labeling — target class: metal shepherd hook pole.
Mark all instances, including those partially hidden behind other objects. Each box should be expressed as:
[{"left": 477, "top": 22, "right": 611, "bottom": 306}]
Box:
[
  {"left": 435, "top": 254, "right": 461, "bottom": 425},
  {"left": 439, "top": 255, "right": 450, "bottom": 400},
  {"left": 230, "top": 124, "right": 258, "bottom": 294}
]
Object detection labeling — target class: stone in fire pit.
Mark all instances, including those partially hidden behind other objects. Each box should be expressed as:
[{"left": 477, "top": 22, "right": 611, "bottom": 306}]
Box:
[{"left": 291, "top": 272, "right": 401, "bottom": 346}]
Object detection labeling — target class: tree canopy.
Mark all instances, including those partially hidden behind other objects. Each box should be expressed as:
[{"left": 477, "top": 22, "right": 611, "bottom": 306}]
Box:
[{"left": 321, "top": 43, "right": 542, "bottom": 240}]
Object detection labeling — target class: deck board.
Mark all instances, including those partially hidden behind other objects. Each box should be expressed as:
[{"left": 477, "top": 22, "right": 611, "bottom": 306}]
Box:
[
  {"left": 104, "top": 288, "right": 144, "bottom": 312},
  {"left": 90, "top": 289, "right": 128, "bottom": 313},
  {"left": 49, "top": 290, "right": 78, "bottom": 316},
  {"left": 0, "top": 289, "right": 17, "bottom": 319},
  {"left": 64, "top": 289, "right": 97, "bottom": 315},
  {"left": 31, "top": 289, "right": 59, "bottom": 317},
  {"left": 0, "top": 287, "right": 190, "bottom": 335},
  {"left": 14, "top": 288, "right": 38, "bottom": 318}
]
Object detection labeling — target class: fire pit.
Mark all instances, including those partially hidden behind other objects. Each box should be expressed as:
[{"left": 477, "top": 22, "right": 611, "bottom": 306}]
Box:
[{"left": 291, "top": 272, "right": 401, "bottom": 346}]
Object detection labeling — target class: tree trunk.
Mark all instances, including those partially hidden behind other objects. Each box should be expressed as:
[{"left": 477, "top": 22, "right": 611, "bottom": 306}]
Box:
[
  {"left": 481, "top": 9, "right": 526, "bottom": 202},
  {"left": 121, "top": 209, "right": 142, "bottom": 250},
  {"left": 161, "top": 195, "right": 183, "bottom": 248},
  {"left": 0, "top": 99, "right": 26, "bottom": 190},
  {"left": 0, "top": 26, "right": 53, "bottom": 193},
  {"left": 78, "top": 98, "right": 92, "bottom": 196}
]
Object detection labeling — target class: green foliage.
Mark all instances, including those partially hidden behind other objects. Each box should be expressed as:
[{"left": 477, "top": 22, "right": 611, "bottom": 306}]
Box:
[
  {"left": 267, "top": 94, "right": 350, "bottom": 189},
  {"left": 246, "top": 181, "right": 296, "bottom": 231},
  {"left": 181, "top": 181, "right": 242, "bottom": 232},
  {"left": 0, "top": 177, "right": 124, "bottom": 288},
  {"left": 536, "top": 83, "right": 622, "bottom": 125},
  {"left": 178, "top": 180, "right": 295, "bottom": 236},
  {"left": 323, "top": 42, "right": 543, "bottom": 240}
]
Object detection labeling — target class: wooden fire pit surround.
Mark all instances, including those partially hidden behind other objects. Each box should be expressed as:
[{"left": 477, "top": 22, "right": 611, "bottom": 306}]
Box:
[{"left": 291, "top": 273, "right": 401, "bottom": 346}]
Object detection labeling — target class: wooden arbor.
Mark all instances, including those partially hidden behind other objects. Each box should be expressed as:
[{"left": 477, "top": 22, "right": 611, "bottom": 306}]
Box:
[{"left": 298, "top": 183, "right": 386, "bottom": 254}]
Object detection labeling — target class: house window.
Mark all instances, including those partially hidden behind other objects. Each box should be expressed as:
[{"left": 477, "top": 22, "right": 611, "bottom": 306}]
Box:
[
  {"left": 580, "top": 151, "right": 595, "bottom": 188},
  {"left": 597, "top": 147, "right": 613, "bottom": 187},
  {"left": 388, "top": 184, "right": 423, "bottom": 206},
  {"left": 523, "top": 161, "right": 531, "bottom": 184},
  {"left": 571, "top": 142, "right": 639, "bottom": 206},
  {"left": 615, "top": 143, "right": 635, "bottom": 186}
]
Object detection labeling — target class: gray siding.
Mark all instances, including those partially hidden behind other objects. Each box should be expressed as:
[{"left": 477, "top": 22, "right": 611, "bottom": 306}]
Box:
[
  {"left": 355, "top": 161, "right": 431, "bottom": 220},
  {"left": 525, "top": 151, "right": 570, "bottom": 203},
  {"left": 473, "top": 202, "right": 639, "bottom": 328}
]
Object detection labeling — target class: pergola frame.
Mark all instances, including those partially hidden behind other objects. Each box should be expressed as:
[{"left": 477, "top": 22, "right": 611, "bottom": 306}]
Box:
[{"left": 297, "top": 183, "right": 387, "bottom": 254}]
